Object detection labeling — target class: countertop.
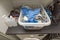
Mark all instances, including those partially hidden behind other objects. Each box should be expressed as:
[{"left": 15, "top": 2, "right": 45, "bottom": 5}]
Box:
[{"left": 6, "top": 22, "right": 60, "bottom": 35}]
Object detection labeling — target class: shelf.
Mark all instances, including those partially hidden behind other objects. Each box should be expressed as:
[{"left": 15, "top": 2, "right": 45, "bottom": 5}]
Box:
[{"left": 6, "top": 22, "right": 60, "bottom": 35}]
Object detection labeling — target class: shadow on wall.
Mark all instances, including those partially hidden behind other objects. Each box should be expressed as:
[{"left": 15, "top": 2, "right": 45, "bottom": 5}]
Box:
[{"left": 12, "top": 0, "right": 53, "bottom": 8}]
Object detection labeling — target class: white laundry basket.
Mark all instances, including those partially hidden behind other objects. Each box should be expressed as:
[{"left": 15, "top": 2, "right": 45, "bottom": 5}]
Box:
[{"left": 18, "top": 5, "right": 51, "bottom": 29}]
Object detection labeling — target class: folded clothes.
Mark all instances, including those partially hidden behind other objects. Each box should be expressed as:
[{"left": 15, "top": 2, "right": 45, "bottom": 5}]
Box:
[{"left": 21, "top": 6, "right": 40, "bottom": 23}]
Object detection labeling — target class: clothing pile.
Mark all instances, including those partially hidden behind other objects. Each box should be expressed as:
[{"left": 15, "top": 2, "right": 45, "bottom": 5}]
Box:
[{"left": 20, "top": 6, "right": 51, "bottom": 23}]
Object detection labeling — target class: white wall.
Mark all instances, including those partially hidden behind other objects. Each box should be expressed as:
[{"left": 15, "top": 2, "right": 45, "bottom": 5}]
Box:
[
  {"left": 0, "top": 0, "right": 13, "bottom": 34},
  {"left": 12, "top": 0, "right": 53, "bottom": 8}
]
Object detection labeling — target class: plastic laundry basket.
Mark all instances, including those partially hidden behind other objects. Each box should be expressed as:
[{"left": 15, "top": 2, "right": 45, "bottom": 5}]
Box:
[{"left": 18, "top": 5, "right": 51, "bottom": 28}]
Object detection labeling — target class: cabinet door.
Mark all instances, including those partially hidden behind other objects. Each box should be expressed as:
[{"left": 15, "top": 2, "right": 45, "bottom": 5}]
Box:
[{"left": 0, "top": 35, "right": 10, "bottom": 40}]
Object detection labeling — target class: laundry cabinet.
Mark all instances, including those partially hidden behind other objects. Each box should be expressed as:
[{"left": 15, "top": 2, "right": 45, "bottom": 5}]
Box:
[
  {"left": 0, "top": 0, "right": 53, "bottom": 40},
  {"left": 0, "top": 0, "right": 53, "bottom": 34}
]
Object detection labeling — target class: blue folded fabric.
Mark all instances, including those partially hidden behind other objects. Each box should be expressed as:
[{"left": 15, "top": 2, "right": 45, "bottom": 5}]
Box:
[
  {"left": 21, "top": 7, "right": 30, "bottom": 16},
  {"left": 21, "top": 6, "right": 40, "bottom": 23}
]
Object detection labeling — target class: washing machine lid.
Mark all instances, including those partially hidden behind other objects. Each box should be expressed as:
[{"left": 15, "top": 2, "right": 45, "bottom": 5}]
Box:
[{"left": 23, "top": 38, "right": 40, "bottom": 40}]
